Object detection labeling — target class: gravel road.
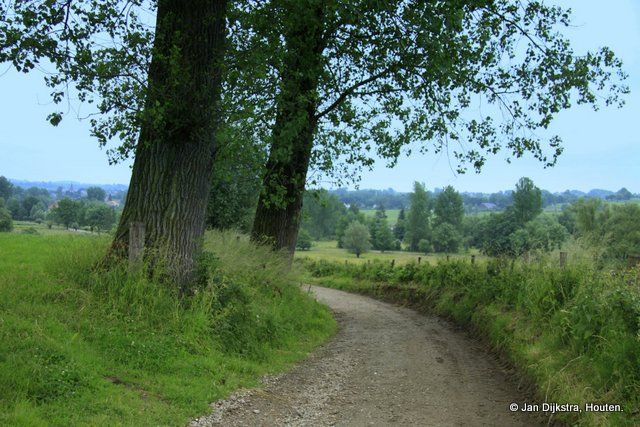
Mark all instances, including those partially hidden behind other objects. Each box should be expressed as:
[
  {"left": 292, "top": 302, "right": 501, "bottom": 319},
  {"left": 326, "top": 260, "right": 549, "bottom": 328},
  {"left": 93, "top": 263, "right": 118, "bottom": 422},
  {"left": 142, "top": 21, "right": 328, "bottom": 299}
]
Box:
[{"left": 191, "top": 285, "right": 540, "bottom": 426}]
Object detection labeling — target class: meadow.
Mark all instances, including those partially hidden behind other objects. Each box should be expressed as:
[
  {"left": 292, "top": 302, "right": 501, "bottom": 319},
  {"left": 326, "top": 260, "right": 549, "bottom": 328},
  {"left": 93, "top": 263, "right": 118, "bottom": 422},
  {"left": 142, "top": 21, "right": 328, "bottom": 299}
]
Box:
[
  {"left": 294, "top": 239, "right": 485, "bottom": 265},
  {"left": 0, "top": 231, "right": 335, "bottom": 426}
]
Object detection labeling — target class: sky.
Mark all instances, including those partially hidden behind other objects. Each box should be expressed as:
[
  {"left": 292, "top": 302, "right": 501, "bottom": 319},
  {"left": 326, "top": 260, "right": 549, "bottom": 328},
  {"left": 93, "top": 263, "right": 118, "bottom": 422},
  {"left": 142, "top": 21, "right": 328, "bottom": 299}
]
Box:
[{"left": 0, "top": 0, "right": 639, "bottom": 193}]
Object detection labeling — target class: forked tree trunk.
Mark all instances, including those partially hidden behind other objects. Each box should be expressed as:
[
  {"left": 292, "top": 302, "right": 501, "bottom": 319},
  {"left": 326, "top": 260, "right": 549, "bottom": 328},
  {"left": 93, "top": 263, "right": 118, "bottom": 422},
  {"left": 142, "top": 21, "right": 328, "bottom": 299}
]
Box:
[
  {"left": 250, "top": 1, "right": 326, "bottom": 256},
  {"left": 109, "top": 0, "right": 227, "bottom": 286}
]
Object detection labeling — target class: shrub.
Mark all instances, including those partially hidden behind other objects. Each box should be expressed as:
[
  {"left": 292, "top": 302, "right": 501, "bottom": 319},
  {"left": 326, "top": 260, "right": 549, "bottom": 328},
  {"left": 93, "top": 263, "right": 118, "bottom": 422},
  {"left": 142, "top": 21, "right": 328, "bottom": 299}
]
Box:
[{"left": 0, "top": 206, "right": 12, "bottom": 232}]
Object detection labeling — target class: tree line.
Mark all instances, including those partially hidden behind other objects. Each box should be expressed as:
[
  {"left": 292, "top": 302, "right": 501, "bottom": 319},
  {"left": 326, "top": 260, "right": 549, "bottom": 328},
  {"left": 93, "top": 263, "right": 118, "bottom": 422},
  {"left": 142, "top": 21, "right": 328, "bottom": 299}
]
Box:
[
  {"left": 296, "top": 177, "right": 640, "bottom": 263},
  {"left": 0, "top": 176, "right": 118, "bottom": 233}
]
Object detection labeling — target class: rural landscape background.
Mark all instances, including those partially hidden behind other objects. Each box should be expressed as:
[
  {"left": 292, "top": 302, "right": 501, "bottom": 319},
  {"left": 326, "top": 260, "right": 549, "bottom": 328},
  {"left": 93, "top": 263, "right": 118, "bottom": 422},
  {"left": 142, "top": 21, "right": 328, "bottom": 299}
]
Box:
[{"left": 1, "top": 0, "right": 639, "bottom": 426}]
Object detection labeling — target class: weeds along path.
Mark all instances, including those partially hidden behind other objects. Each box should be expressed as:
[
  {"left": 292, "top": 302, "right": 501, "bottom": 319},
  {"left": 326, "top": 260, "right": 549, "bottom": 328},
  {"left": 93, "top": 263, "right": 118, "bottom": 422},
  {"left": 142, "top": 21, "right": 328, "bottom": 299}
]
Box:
[{"left": 192, "top": 286, "right": 539, "bottom": 426}]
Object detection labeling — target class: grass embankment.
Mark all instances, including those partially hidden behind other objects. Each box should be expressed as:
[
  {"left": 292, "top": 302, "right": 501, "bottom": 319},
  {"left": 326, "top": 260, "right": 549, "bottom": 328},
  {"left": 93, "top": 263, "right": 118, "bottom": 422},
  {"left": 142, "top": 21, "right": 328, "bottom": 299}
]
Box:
[
  {"left": 0, "top": 231, "right": 335, "bottom": 426},
  {"left": 295, "top": 239, "right": 485, "bottom": 265},
  {"left": 300, "top": 257, "right": 640, "bottom": 426}
]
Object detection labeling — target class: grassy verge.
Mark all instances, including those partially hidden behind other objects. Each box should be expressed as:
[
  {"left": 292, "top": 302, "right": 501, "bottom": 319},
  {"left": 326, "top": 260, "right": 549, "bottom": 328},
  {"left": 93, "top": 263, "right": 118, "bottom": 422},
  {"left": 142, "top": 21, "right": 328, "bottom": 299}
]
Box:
[
  {"left": 299, "top": 257, "right": 640, "bottom": 426},
  {"left": 0, "top": 231, "right": 335, "bottom": 426}
]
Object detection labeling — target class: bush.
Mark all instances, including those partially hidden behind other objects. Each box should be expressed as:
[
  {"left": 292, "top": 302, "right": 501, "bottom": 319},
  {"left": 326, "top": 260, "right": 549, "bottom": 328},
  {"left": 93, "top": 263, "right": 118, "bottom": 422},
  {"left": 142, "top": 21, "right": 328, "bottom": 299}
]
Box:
[
  {"left": 296, "top": 228, "right": 313, "bottom": 251},
  {"left": 0, "top": 207, "right": 12, "bottom": 232},
  {"left": 418, "top": 238, "right": 431, "bottom": 254},
  {"left": 432, "top": 223, "right": 462, "bottom": 253},
  {"left": 21, "top": 227, "right": 39, "bottom": 235}
]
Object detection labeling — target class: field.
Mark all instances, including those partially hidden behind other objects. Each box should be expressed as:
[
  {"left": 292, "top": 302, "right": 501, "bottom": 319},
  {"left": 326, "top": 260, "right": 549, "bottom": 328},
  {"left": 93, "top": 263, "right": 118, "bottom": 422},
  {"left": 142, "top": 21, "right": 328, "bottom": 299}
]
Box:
[
  {"left": 360, "top": 208, "right": 401, "bottom": 224},
  {"left": 11, "top": 220, "right": 96, "bottom": 236},
  {"left": 294, "top": 239, "right": 484, "bottom": 265},
  {"left": 0, "top": 232, "right": 335, "bottom": 426}
]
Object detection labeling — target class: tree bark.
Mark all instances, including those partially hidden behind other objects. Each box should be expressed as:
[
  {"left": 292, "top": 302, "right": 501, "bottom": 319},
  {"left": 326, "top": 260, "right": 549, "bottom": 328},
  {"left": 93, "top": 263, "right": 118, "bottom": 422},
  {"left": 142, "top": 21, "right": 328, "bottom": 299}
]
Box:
[
  {"left": 250, "top": 1, "right": 326, "bottom": 257},
  {"left": 109, "top": 0, "right": 227, "bottom": 286}
]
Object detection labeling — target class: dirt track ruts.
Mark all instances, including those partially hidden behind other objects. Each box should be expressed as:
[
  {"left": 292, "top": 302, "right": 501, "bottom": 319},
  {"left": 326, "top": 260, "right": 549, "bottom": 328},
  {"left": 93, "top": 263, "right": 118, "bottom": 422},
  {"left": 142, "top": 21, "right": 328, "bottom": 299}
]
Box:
[{"left": 191, "top": 285, "right": 540, "bottom": 426}]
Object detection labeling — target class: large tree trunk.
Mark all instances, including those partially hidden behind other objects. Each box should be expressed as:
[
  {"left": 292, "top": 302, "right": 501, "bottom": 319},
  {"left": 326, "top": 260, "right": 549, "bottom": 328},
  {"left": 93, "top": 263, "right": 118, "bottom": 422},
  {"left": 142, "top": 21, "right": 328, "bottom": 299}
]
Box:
[
  {"left": 109, "top": 0, "right": 227, "bottom": 286},
  {"left": 250, "top": 1, "right": 326, "bottom": 256}
]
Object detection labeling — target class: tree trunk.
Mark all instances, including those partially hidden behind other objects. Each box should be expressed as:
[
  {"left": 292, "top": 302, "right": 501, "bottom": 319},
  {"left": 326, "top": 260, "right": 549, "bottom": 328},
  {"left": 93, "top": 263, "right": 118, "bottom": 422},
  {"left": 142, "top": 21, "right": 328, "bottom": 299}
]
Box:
[
  {"left": 250, "top": 1, "right": 326, "bottom": 257},
  {"left": 109, "top": 0, "right": 227, "bottom": 286}
]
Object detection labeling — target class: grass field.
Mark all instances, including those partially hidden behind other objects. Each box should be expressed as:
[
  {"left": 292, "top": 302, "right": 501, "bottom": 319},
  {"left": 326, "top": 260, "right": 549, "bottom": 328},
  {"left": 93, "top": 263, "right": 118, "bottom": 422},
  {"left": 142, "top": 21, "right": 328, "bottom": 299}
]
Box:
[
  {"left": 0, "top": 231, "right": 335, "bottom": 426},
  {"left": 360, "top": 208, "right": 401, "bottom": 224},
  {"left": 11, "top": 220, "right": 96, "bottom": 236},
  {"left": 294, "top": 239, "right": 483, "bottom": 265}
]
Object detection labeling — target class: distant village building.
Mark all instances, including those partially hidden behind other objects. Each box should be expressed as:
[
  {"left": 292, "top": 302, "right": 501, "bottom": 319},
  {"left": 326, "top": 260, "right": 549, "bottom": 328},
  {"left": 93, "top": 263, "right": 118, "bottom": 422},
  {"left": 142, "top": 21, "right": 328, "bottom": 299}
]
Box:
[{"left": 106, "top": 200, "right": 121, "bottom": 208}]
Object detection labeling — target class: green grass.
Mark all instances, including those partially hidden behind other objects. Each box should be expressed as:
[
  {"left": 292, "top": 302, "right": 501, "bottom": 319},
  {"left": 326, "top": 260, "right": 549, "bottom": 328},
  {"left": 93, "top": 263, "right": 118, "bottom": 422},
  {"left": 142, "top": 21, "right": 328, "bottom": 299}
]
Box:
[
  {"left": 295, "top": 239, "right": 484, "bottom": 265},
  {"left": 11, "top": 220, "right": 95, "bottom": 236},
  {"left": 0, "top": 231, "right": 335, "bottom": 426},
  {"left": 360, "top": 208, "right": 401, "bottom": 224},
  {"left": 299, "top": 257, "right": 640, "bottom": 426}
]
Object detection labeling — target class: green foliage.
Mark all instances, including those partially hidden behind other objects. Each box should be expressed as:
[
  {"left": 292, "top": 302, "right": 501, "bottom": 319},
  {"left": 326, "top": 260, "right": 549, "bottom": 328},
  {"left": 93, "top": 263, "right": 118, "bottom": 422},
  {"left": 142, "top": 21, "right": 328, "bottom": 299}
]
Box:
[
  {"left": 84, "top": 203, "right": 116, "bottom": 233},
  {"left": 393, "top": 208, "right": 406, "bottom": 241},
  {"left": 405, "top": 182, "right": 431, "bottom": 251},
  {"left": 0, "top": 232, "right": 335, "bottom": 425},
  {"left": 85, "top": 187, "right": 106, "bottom": 202},
  {"left": 602, "top": 204, "right": 640, "bottom": 259},
  {"left": 0, "top": 206, "right": 13, "bottom": 232},
  {"left": 52, "top": 198, "right": 81, "bottom": 229},
  {"left": 301, "top": 258, "right": 640, "bottom": 425},
  {"left": 296, "top": 228, "right": 313, "bottom": 251},
  {"left": 433, "top": 186, "right": 463, "bottom": 229},
  {"left": 343, "top": 221, "right": 371, "bottom": 257},
  {"left": 418, "top": 239, "right": 432, "bottom": 254},
  {"left": 0, "top": 176, "right": 12, "bottom": 201},
  {"left": 432, "top": 223, "right": 462, "bottom": 253},
  {"left": 368, "top": 205, "right": 395, "bottom": 252},
  {"left": 301, "top": 190, "right": 346, "bottom": 240},
  {"left": 336, "top": 205, "right": 366, "bottom": 248},
  {"left": 512, "top": 177, "right": 543, "bottom": 225}
]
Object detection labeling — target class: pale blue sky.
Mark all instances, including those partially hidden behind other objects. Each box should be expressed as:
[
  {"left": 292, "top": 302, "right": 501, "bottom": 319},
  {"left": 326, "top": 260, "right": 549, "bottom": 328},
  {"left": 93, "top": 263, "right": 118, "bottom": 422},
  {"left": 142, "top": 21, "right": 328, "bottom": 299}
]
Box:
[{"left": 0, "top": 0, "right": 638, "bottom": 193}]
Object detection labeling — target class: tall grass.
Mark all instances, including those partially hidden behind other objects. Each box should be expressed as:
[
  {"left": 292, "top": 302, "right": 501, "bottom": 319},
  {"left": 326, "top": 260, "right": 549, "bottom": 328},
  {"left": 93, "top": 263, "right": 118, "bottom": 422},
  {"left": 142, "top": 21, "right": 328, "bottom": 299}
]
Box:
[
  {"left": 300, "top": 257, "right": 640, "bottom": 425},
  {"left": 0, "top": 232, "right": 335, "bottom": 426}
]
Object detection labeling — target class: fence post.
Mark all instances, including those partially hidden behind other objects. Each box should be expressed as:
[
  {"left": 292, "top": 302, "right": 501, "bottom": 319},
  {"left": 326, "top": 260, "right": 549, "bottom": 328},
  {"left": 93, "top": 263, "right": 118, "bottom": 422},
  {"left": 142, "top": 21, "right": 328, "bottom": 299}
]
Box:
[
  {"left": 129, "top": 222, "right": 145, "bottom": 266},
  {"left": 446, "top": 255, "right": 450, "bottom": 262},
  {"left": 418, "top": 257, "right": 421, "bottom": 264},
  {"left": 559, "top": 251, "right": 567, "bottom": 268},
  {"left": 391, "top": 259, "right": 395, "bottom": 268},
  {"left": 471, "top": 255, "right": 476, "bottom": 265}
]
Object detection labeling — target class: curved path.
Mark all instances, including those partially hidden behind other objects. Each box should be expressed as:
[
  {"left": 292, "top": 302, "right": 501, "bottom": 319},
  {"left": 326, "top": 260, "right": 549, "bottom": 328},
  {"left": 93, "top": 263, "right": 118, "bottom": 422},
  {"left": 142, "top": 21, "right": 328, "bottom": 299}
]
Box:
[{"left": 191, "top": 286, "right": 540, "bottom": 426}]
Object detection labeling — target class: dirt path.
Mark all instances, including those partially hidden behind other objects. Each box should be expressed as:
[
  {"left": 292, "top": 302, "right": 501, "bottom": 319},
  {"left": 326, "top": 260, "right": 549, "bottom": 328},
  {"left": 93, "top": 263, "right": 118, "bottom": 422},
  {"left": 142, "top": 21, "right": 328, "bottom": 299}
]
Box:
[{"left": 191, "top": 286, "right": 540, "bottom": 426}]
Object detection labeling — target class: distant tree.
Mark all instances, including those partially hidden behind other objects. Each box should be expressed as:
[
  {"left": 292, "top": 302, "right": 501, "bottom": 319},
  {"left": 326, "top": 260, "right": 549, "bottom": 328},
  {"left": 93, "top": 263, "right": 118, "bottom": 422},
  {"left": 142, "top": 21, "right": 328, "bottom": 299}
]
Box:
[
  {"left": 296, "top": 229, "right": 313, "bottom": 251},
  {"left": 7, "top": 198, "right": 27, "bottom": 220},
  {"left": 86, "top": 186, "right": 107, "bottom": 202},
  {"left": 0, "top": 206, "right": 13, "bottom": 232},
  {"left": 512, "top": 177, "right": 543, "bottom": 225},
  {"left": 523, "top": 215, "right": 568, "bottom": 252},
  {"left": 53, "top": 198, "right": 80, "bottom": 229},
  {"left": 418, "top": 239, "right": 432, "bottom": 254},
  {"left": 0, "top": 176, "right": 13, "bottom": 200},
  {"left": 433, "top": 186, "right": 464, "bottom": 229},
  {"left": 393, "top": 208, "right": 406, "bottom": 241},
  {"left": 85, "top": 204, "right": 116, "bottom": 233},
  {"left": 572, "top": 198, "right": 603, "bottom": 238},
  {"left": 336, "top": 205, "right": 366, "bottom": 248},
  {"left": 343, "top": 221, "right": 371, "bottom": 258},
  {"left": 301, "top": 190, "right": 346, "bottom": 240},
  {"left": 606, "top": 187, "right": 633, "bottom": 201},
  {"left": 602, "top": 204, "right": 640, "bottom": 259},
  {"left": 432, "top": 223, "right": 462, "bottom": 253},
  {"left": 368, "top": 205, "right": 395, "bottom": 252},
  {"left": 481, "top": 210, "right": 520, "bottom": 257},
  {"left": 405, "top": 182, "right": 431, "bottom": 251}
]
